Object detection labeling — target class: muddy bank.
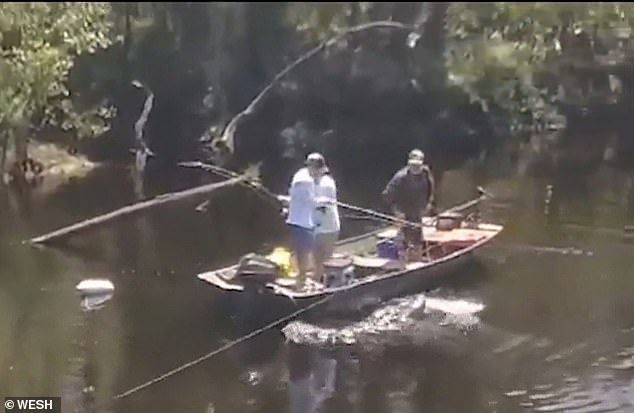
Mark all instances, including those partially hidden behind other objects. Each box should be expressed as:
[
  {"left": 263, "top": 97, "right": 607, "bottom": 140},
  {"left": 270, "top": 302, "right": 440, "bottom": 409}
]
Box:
[{"left": 2, "top": 142, "right": 100, "bottom": 197}]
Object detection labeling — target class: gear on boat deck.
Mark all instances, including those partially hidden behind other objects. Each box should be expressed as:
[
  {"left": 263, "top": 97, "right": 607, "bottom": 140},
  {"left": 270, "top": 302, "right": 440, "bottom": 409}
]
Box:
[{"left": 197, "top": 217, "right": 503, "bottom": 296}]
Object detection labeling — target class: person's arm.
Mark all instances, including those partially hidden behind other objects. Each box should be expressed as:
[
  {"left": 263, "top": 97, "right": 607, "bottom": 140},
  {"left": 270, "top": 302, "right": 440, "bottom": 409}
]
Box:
[
  {"left": 382, "top": 171, "right": 405, "bottom": 218},
  {"left": 315, "top": 195, "right": 334, "bottom": 207},
  {"left": 290, "top": 180, "right": 314, "bottom": 205},
  {"left": 316, "top": 177, "right": 337, "bottom": 205},
  {"left": 427, "top": 167, "right": 435, "bottom": 205},
  {"left": 424, "top": 166, "right": 436, "bottom": 215}
]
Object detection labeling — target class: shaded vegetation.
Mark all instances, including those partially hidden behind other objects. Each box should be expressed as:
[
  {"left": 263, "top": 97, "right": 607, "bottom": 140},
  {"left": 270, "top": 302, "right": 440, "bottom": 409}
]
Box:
[
  {"left": 2, "top": 2, "right": 634, "bottom": 186},
  {"left": 0, "top": 3, "right": 115, "bottom": 167}
]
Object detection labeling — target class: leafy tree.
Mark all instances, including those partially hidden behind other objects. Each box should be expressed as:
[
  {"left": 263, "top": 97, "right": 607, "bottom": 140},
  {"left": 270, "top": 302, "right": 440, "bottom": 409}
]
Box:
[
  {"left": 446, "top": 2, "right": 634, "bottom": 130},
  {"left": 0, "top": 2, "right": 115, "bottom": 170}
]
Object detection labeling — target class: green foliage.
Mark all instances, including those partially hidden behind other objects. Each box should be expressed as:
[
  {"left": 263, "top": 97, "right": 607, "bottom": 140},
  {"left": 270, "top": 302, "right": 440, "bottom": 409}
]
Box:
[
  {"left": 286, "top": 3, "right": 372, "bottom": 40},
  {"left": 2, "top": 0, "right": 632, "bottom": 164},
  {"left": 284, "top": 2, "right": 634, "bottom": 129},
  {"left": 0, "top": 2, "right": 115, "bottom": 147},
  {"left": 446, "top": 2, "right": 634, "bottom": 129}
]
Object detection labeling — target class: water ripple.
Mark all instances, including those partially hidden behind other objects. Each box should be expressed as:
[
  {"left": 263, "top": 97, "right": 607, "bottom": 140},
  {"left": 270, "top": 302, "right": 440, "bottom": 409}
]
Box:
[{"left": 282, "top": 294, "right": 485, "bottom": 348}]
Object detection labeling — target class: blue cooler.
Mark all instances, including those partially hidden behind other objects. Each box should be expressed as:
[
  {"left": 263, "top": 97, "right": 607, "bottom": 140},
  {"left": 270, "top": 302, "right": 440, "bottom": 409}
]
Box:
[{"left": 376, "top": 239, "right": 399, "bottom": 259}]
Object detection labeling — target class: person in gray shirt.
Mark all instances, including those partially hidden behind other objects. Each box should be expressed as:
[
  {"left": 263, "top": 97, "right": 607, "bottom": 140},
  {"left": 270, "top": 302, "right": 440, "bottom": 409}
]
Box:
[{"left": 382, "top": 149, "right": 435, "bottom": 258}]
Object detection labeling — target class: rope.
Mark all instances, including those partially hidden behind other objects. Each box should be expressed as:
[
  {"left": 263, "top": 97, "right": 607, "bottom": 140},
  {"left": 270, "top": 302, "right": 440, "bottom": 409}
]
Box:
[{"left": 103, "top": 292, "right": 333, "bottom": 406}]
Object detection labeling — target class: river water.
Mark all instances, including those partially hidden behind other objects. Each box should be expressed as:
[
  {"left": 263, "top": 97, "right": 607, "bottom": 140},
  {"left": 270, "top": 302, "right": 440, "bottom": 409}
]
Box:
[{"left": 1, "top": 150, "right": 634, "bottom": 413}]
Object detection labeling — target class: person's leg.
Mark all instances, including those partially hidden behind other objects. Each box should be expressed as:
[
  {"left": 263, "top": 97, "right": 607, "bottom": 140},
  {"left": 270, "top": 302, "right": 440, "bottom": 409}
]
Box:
[
  {"left": 289, "top": 225, "right": 314, "bottom": 285},
  {"left": 313, "top": 233, "right": 326, "bottom": 283},
  {"left": 313, "top": 231, "right": 339, "bottom": 283},
  {"left": 322, "top": 231, "right": 338, "bottom": 259},
  {"left": 404, "top": 214, "right": 423, "bottom": 261}
]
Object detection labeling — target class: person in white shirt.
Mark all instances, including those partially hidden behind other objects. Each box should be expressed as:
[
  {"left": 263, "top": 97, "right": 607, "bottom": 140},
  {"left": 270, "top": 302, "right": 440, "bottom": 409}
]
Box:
[
  {"left": 312, "top": 164, "right": 340, "bottom": 283},
  {"left": 284, "top": 153, "right": 330, "bottom": 285}
]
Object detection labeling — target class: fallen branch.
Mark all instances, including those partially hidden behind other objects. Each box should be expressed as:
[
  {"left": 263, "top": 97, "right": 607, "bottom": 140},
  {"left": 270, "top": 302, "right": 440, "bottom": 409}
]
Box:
[
  {"left": 213, "top": 20, "right": 417, "bottom": 153},
  {"left": 27, "top": 173, "right": 253, "bottom": 246},
  {"left": 132, "top": 80, "right": 155, "bottom": 157},
  {"left": 179, "top": 161, "right": 283, "bottom": 212},
  {"left": 130, "top": 80, "right": 155, "bottom": 197},
  {"left": 179, "top": 161, "right": 276, "bottom": 198}
]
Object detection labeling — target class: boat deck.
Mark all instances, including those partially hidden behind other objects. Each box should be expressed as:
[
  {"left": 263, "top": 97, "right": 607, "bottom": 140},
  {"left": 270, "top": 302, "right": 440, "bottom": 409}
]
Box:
[{"left": 197, "top": 219, "right": 503, "bottom": 298}]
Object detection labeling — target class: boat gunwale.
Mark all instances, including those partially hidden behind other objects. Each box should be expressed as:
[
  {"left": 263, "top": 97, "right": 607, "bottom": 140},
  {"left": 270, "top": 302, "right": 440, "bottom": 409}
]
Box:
[{"left": 197, "top": 222, "right": 503, "bottom": 299}]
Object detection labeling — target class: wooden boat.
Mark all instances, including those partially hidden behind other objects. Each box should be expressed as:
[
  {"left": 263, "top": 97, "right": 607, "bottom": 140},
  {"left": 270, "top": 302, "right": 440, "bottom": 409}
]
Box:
[{"left": 197, "top": 197, "right": 503, "bottom": 318}]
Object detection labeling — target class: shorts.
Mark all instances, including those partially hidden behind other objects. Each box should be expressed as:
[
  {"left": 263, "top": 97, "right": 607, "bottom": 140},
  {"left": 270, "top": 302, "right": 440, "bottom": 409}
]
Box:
[
  {"left": 315, "top": 231, "right": 339, "bottom": 261},
  {"left": 288, "top": 224, "right": 315, "bottom": 256}
]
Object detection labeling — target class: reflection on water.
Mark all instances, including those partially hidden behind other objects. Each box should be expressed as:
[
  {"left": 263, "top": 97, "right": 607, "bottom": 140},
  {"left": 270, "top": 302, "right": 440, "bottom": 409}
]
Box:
[
  {"left": 287, "top": 344, "right": 337, "bottom": 413},
  {"left": 80, "top": 293, "right": 114, "bottom": 312},
  {"left": 2, "top": 145, "right": 634, "bottom": 412}
]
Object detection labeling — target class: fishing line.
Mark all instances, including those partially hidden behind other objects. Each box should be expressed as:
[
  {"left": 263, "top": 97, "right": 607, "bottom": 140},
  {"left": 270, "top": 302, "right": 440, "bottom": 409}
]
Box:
[
  {"left": 96, "top": 161, "right": 489, "bottom": 405},
  {"left": 99, "top": 292, "right": 334, "bottom": 408}
]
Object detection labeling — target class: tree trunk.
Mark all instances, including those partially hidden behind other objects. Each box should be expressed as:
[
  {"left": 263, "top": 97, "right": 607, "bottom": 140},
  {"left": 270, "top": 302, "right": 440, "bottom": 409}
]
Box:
[
  {"left": 390, "top": 2, "right": 426, "bottom": 61},
  {"left": 121, "top": 2, "right": 133, "bottom": 82},
  {"left": 0, "top": 131, "right": 8, "bottom": 182},
  {"left": 213, "top": 4, "right": 227, "bottom": 124},
  {"left": 131, "top": 83, "right": 154, "bottom": 192},
  {"left": 28, "top": 175, "right": 248, "bottom": 245},
  {"left": 14, "top": 118, "right": 28, "bottom": 166},
  {"left": 415, "top": 2, "right": 449, "bottom": 92}
]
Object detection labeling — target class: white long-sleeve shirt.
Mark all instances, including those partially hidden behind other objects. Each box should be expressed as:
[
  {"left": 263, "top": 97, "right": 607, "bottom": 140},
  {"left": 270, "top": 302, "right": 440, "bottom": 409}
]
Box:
[
  {"left": 286, "top": 167, "right": 316, "bottom": 229},
  {"left": 313, "top": 174, "right": 340, "bottom": 234}
]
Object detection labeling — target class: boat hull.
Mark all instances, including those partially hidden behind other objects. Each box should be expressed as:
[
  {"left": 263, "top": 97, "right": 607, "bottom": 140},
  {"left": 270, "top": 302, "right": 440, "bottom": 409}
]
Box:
[
  {"left": 203, "top": 243, "right": 483, "bottom": 320},
  {"left": 198, "top": 215, "right": 502, "bottom": 320}
]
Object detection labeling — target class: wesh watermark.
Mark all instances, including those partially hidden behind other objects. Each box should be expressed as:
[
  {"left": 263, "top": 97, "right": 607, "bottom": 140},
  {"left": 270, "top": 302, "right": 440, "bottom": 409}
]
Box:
[{"left": 4, "top": 398, "right": 60, "bottom": 413}]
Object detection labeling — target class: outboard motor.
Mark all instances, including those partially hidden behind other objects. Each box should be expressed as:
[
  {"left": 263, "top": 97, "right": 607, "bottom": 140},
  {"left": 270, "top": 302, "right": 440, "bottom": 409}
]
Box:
[
  {"left": 323, "top": 257, "right": 355, "bottom": 288},
  {"left": 235, "top": 253, "right": 281, "bottom": 289}
]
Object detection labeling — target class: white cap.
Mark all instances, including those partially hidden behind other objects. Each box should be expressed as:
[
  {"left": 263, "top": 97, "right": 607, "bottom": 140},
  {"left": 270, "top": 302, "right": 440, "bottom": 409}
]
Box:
[
  {"left": 305, "top": 152, "right": 328, "bottom": 172},
  {"left": 408, "top": 149, "right": 425, "bottom": 166}
]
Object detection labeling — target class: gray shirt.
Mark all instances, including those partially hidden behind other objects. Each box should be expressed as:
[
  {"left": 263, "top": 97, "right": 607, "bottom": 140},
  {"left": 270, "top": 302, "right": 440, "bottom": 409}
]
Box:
[{"left": 382, "top": 166, "right": 432, "bottom": 216}]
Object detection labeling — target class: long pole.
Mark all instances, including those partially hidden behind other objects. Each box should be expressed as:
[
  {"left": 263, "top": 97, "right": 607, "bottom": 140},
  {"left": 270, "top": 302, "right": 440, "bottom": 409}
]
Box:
[{"left": 179, "top": 162, "right": 490, "bottom": 229}]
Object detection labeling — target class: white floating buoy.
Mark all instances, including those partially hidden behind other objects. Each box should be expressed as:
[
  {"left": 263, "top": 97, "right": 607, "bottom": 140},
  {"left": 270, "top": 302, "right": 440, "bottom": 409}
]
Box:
[{"left": 75, "top": 279, "right": 115, "bottom": 296}]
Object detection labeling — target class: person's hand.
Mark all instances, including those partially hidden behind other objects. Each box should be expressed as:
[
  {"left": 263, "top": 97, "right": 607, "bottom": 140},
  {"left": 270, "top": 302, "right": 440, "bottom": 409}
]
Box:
[
  {"left": 425, "top": 199, "right": 437, "bottom": 215},
  {"left": 280, "top": 207, "right": 289, "bottom": 218},
  {"left": 315, "top": 196, "right": 334, "bottom": 206}
]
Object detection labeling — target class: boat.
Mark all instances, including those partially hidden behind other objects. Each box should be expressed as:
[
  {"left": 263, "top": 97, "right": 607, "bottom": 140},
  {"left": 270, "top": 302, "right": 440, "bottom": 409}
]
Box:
[{"left": 197, "top": 194, "right": 503, "bottom": 318}]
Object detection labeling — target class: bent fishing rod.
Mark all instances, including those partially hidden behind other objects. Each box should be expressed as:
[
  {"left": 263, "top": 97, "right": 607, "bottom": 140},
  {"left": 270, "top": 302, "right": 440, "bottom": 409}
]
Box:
[{"left": 179, "top": 161, "right": 493, "bottom": 229}]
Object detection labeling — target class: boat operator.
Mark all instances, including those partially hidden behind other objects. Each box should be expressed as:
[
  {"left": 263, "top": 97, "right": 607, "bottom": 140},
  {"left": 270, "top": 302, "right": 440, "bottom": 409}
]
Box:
[{"left": 382, "top": 149, "right": 436, "bottom": 260}]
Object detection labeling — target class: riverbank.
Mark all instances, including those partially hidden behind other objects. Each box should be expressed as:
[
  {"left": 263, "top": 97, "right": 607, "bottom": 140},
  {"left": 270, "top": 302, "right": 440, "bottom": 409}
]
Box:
[{"left": 2, "top": 141, "right": 100, "bottom": 196}]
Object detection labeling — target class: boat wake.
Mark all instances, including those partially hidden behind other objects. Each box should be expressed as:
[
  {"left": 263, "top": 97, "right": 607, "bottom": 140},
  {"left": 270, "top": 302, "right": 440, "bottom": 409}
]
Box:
[{"left": 282, "top": 294, "right": 485, "bottom": 349}]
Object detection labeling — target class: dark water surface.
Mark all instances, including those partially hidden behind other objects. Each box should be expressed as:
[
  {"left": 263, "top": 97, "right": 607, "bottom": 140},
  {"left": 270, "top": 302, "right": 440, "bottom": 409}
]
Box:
[{"left": 1, "top": 153, "right": 634, "bottom": 413}]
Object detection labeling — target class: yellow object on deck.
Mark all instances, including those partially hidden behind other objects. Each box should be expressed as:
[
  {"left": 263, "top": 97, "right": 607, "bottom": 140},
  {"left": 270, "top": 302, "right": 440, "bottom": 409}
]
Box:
[{"left": 266, "top": 247, "right": 296, "bottom": 277}]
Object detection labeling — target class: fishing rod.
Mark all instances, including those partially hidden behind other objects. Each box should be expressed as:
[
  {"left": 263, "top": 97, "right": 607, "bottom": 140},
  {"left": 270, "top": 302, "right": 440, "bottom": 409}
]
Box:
[
  {"left": 283, "top": 192, "right": 488, "bottom": 228},
  {"left": 179, "top": 161, "right": 282, "bottom": 211},
  {"left": 179, "top": 161, "right": 492, "bottom": 229}
]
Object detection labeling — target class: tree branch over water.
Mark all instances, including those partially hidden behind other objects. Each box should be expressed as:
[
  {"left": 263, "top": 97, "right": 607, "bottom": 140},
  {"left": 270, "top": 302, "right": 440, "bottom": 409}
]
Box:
[{"left": 212, "top": 20, "right": 418, "bottom": 155}]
